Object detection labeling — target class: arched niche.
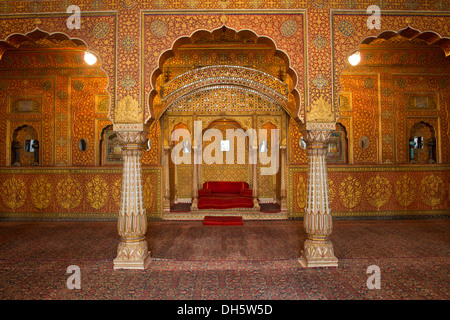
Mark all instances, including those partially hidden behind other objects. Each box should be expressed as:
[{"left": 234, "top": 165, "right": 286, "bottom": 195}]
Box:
[
  {"left": 0, "top": 27, "right": 114, "bottom": 122},
  {"left": 11, "top": 124, "right": 39, "bottom": 166},
  {"left": 335, "top": 25, "right": 450, "bottom": 119},
  {"left": 0, "top": 28, "right": 111, "bottom": 167},
  {"left": 326, "top": 123, "right": 348, "bottom": 164},
  {"left": 337, "top": 26, "right": 450, "bottom": 165},
  {"left": 409, "top": 121, "right": 437, "bottom": 164},
  {"left": 100, "top": 125, "right": 123, "bottom": 166}
]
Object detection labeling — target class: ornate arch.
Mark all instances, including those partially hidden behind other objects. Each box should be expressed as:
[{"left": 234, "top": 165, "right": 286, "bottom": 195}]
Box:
[
  {"left": 147, "top": 26, "right": 302, "bottom": 124},
  {"left": 334, "top": 25, "right": 450, "bottom": 120},
  {"left": 0, "top": 28, "right": 112, "bottom": 119}
]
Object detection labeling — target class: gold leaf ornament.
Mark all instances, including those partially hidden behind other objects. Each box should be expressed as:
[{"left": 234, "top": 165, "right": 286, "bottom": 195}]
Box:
[
  {"left": 395, "top": 174, "right": 416, "bottom": 208},
  {"left": 328, "top": 178, "right": 335, "bottom": 204},
  {"left": 365, "top": 174, "right": 392, "bottom": 210},
  {"left": 143, "top": 176, "right": 154, "bottom": 212},
  {"left": 2, "top": 177, "right": 27, "bottom": 211},
  {"left": 115, "top": 96, "right": 142, "bottom": 123},
  {"left": 112, "top": 178, "right": 122, "bottom": 208},
  {"left": 420, "top": 174, "right": 444, "bottom": 207},
  {"left": 339, "top": 175, "right": 362, "bottom": 210},
  {"left": 30, "top": 176, "right": 52, "bottom": 210},
  {"left": 86, "top": 175, "right": 108, "bottom": 210},
  {"left": 56, "top": 176, "right": 82, "bottom": 210},
  {"left": 296, "top": 175, "right": 306, "bottom": 210}
]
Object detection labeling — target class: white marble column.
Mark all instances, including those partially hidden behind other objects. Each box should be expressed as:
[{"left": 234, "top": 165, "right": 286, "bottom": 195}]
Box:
[
  {"left": 299, "top": 124, "right": 338, "bottom": 268},
  {"left": 113, "top": 127, "right": 151, "bottom": 270},
  {"left": 280, "top": 146, "right": 288, "bottom": 211},
  {"left": 190, "top": 145, "right": 199, "bottom": 210},
  {"left": 163, "top": 145, "right": 171, "bottom": 212},
  {"left": 252, "top": 146, "right": 260, "bottom": 209}
]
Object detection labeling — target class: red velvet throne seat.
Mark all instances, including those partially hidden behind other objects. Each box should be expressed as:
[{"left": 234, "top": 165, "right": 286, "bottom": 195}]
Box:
[{"left": 197, "top": 181, "right": 255, "bottom": 209}]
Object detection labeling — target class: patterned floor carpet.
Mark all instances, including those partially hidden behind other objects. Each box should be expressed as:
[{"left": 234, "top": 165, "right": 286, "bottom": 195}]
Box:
[{"left": 0, "top": 218, "right": 448, "bottom": 300}]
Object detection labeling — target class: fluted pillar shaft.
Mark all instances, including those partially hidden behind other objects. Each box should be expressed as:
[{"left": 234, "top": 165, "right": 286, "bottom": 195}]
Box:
[
  {"left": 299, "top": 127, "right": 338, "bottom": 268},
  {"left": 113, "top": 128, "right": 151, "bottom": 270},
  {"left": 280, "top": 146, "right": 287, "bottom": 211},
  {"left": 190, "top": 145, "right": 199, "bottom": 210},
  {"left": 163, "top": 146, "right": 171, "bottom": 212},
  {"left": 251, "top": 146, "right": 260, "bottom": 209}
]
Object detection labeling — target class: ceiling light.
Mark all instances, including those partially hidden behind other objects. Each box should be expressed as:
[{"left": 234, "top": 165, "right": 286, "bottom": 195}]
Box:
[
  {"left": 84, "top": 51, "right": 97, "bottom": 65},
  {"left": 348, "top": 51, "right": 361, "bottom": 66}
]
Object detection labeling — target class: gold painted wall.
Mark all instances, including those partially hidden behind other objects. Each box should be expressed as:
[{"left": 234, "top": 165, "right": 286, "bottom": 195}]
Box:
[
  {"left": 289, "top": 166, "right": 450, "bottom": 218},
  {"left": 0, "top": 1, "right": 449, "bottom": 220},
  {"left": 0, "top": 168, "right": 161, "bottom": 220}
]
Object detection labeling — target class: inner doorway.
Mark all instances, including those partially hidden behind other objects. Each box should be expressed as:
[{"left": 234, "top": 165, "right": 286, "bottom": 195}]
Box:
[{"left": 153, "top": 27, "right": 296, "bottom": 219}]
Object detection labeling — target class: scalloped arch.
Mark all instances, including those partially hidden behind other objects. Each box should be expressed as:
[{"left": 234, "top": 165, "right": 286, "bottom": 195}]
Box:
[
  {"left": 148, "top": 26, "right": 302, "bottom": 124},
  {"left": 0, "top": 28, "right": 112, "bottom": 120},
  {"left": 336, "top": 26, "right": 450, "bottom": 120},
  {"left": 360, "top": 27, "right": 450, "bottom": 56}
]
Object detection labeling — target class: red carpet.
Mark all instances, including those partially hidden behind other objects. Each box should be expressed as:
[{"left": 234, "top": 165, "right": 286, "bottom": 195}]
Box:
[{"left": 202, "top": 215, "right": 243, "bottom": 225}]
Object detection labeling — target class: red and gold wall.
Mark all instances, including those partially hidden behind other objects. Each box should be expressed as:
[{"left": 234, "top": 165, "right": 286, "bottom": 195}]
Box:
[{"left": 0, "top": 1, "right": 449, "bottom": 220}]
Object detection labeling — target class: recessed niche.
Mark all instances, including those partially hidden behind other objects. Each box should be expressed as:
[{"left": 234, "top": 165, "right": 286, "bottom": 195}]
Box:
[
  {"left": 359, "top": 136, "right": 370, "bottom": 149},
  {"left": 78, "top": 139, "right": 88, "bottom": 152}
]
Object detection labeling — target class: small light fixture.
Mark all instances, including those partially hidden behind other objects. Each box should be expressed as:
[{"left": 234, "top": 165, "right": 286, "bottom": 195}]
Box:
[
  {"left": 84, "top": 51, "right": 97, "bottom": 65},
  {"left": 348, "top": 51, "right": 361, "bottom": 66}
]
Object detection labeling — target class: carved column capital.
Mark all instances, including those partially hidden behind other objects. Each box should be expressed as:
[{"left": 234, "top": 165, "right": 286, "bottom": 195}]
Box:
[
  {"left": 115, "top": 125, "right": 149, "bottom": 149},
  {"left": 301, "top": 123, "right": 335, "bottom": 145}
]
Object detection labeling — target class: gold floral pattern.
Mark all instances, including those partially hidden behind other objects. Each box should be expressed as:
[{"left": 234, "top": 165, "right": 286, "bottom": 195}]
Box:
[
  {"left": 30, "top": 176, "right": 52, "bottom": 210},
  {"left": 339, "top": 175, "right": 362, "bottom": 210},
  {"left": 328, "top": 178, "right": 335, "bottom": 204},
  {"left": 143, "top": 176, "right": 154, "bottom": 212},
  {"left": 365, "top": 174, "right": 392, "bottom": 210},
  {"left": 1, "top": 177, "right": 26, "bottom": 211},
  {"left": 112, "top": 178, "right": 122, "bottom": 208},
  {"left": 86, "top": 175, "right": 108, "bottom": 210},
  {"left": 395, "top": 174, "right": 416, "bottom": 208},
  {"left": 56, "top": 176, "right": 82, "bottom": 210},
  {"left": 295, "top": 175, "right": 306, "bottom": 210},
  {"left": 420, "top": 174, "right": 444, "bottom": 207}
]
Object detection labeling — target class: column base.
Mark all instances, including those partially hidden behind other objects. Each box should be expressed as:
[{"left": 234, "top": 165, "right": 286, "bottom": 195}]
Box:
[
  {"left": 299, "top": 238, "right": 338, "bottom": 268},
  {"left": 190, "top": 198, "right": 198, "bottom": 211},
  {"left": 280, "top": 198, "right": 288, "bottom": 211},
  {"left": 253, "top": 198, "right": 260, "bottom": 210},
  {"left": 163, "top": 199, "right": 171, "bottom": 212},
  {"left": 113, "top": 239, "right": 151, "bottom": 270}
]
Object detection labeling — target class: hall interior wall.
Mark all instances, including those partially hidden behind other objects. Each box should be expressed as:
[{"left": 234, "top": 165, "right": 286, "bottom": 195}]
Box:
[{"left": 0, "top": 3, "right": 449, "bottom": 220}]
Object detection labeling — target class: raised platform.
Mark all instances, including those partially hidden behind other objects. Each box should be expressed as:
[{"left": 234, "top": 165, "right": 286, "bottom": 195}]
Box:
[{"left": 165, "top": 203, "right": 288, "bottom": 220}]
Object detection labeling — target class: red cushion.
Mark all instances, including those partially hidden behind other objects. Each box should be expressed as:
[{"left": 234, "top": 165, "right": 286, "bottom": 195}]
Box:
[
  {"left": 240, "top": 189, "right": 253, "bottom": 197},
  {"left": 198, "top": 196, "right": 254, "bottom": 209},
  {"left": 203, "top": 181, "right": 249, "bottom": 194},
  {"left": 198, "top": 189, "right": 211, "bottom": 197}
]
